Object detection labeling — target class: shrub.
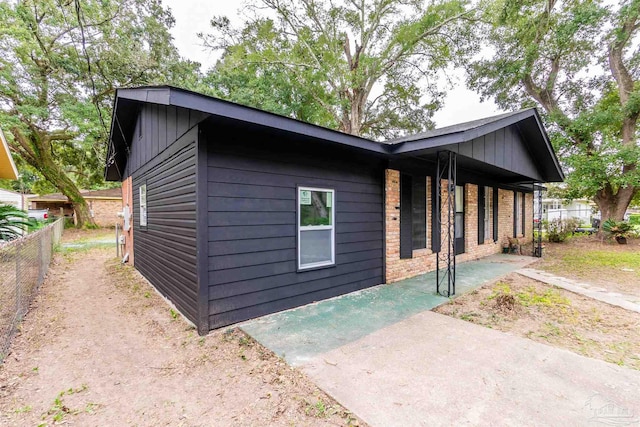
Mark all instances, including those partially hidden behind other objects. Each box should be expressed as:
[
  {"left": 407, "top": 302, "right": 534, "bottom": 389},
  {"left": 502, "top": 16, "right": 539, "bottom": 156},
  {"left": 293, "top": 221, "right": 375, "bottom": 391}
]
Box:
[
  {"left": 547, "top": 217, "right": 580, "bottom": 242},
  {"left": 629, "top": 214, "right": 640, "bottom": 226},
  {"left": 602, "top": 219, "right": 632, "bottom": 239},
  {"left": 0, "top": 204, "right": 32, "bottom": 241}
]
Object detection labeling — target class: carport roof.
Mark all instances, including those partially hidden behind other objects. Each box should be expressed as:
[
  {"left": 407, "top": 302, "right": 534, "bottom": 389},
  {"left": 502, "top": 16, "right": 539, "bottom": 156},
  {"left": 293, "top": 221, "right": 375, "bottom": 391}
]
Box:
[{"left": 106, "top": 85, "right": 564, "bottom": 183}]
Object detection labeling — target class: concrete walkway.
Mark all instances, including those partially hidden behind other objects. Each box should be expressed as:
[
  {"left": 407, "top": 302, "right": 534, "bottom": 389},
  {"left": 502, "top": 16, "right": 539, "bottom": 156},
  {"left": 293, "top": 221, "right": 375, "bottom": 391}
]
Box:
[
  {"left": 241, "top": 254, "right": 640, "bottom": 425},
  {"left": 242, "top": 254, "right": 536, "bottom": 366},
  {"left": 518, "top": 268, "right": 640, "bottom": 313},
  {"left": 302, "top": 311, "right": 640, "bottom": 426}
]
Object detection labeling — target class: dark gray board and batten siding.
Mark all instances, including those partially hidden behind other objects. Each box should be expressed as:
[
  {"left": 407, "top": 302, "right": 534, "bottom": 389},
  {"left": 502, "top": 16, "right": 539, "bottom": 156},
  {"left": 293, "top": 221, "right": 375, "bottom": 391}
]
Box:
[
  {"left": 130, "top": 104, "right": 208, "bottom": 325},
  {"left": 204, "top": 129, "right": 385, "bottom": 329},
  {"left": 436, "top": 125, "right": 543, "bottom": 182}
]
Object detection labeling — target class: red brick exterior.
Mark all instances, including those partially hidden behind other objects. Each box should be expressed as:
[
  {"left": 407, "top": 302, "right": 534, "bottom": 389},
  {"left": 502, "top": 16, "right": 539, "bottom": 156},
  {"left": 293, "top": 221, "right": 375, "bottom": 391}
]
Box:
[
  {"left": 88, "top": 199, "right": 122, "bottom": 227},
  {"left": 385, "top": 169, "right": 535, "bottom": 283},
  {"left": 121, "top": 176, "right": 134, "bottom": 265}
]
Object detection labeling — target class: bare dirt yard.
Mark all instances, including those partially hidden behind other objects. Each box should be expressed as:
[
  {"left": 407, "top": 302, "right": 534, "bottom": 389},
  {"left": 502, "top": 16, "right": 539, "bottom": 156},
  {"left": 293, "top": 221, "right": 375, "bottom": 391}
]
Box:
[
  {"left": 435, "top": 235, "right": 640, "bottom": 370},
  {"left": 0, "top": 230, "right": 362, "bottom": 426}
]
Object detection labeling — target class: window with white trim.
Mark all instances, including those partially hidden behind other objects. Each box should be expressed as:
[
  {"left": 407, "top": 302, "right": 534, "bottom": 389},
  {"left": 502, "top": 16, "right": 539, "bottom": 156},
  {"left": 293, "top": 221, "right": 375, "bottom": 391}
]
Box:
[
  {"left": 139, "top": 184, "right": 147, "bottom": 227},
  {"left": 298, "top": 187, "right": 335, "bottom": 269}
]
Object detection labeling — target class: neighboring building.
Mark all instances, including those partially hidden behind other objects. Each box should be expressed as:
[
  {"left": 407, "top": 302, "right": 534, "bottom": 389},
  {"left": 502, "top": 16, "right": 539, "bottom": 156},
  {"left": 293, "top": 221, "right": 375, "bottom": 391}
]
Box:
[
  {"left": 0, "top": 188, "right": 30, "bottom": 210},
  {"left": 105, "top": 86, "right": 564, "bottom": 334},
  {"left": 29, "top": 188, "right": 122, "bottom": 227},
  {"left": 542, "top": 198, "right": 596, "bottom": 225},
  {"left": 0, "top": 128, "right": 18, "bottom": 180}
]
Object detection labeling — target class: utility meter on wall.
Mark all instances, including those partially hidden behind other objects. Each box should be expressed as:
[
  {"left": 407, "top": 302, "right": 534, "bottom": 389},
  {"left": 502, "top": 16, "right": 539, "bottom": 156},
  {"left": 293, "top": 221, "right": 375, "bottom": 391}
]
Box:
[{"left": 122, "top": 204, "right": 131, "bottom": 231}]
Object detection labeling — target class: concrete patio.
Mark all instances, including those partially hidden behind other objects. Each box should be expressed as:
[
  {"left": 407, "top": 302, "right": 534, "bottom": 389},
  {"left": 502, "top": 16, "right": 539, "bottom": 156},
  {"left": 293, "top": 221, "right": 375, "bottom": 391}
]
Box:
[
  {"left": 241, "top": 254, "right": 536, "bottom": 366},
  {"left": 240, "top": 254, "right": 640, "bottom": 426}
]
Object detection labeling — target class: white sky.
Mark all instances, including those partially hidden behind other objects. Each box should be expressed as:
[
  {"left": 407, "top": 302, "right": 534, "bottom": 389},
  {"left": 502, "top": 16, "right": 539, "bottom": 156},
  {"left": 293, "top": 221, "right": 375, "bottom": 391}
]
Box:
[{"left": 161, "top": 0, "right": 501, "bottom": 128}]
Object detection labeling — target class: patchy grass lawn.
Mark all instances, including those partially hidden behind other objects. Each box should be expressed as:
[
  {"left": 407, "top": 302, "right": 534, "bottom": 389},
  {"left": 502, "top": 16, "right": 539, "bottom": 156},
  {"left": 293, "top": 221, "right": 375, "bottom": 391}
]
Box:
[
  {"left": 434, "top": 273, "right": 640, "bottom": 370},
  {"left": 536, "top": 235, "right": 640, "bottom": 298}
]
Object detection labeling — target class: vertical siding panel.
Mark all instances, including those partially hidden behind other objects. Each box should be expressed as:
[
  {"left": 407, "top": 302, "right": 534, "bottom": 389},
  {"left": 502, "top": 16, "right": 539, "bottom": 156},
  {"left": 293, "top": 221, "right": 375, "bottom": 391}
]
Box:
[
  {"left": 485, "top": 131, "right": 495, "bottom": 164},
  {"left": 151, "top": 105, "right": 159, "bottom": 159},
  {"left": 167, "top": 105, "right": 177, "bottom": 143},
  {"left": 158, "top": 105, "right": 167, "bottom": 153},
  {"left": 504, "top": 128, "right": 513, "bottom": 171},
  {"left": 144, "top": 106, "right": 152, "bottom": 166},
  {"left": 473, "top": 136, "right": 485, "bottom": 162},
  {"left": 176, "top": 107, "right": 189, "bottom": 138},
  {"left": 495, "top": 128, "right": 505, "bottom": 168},
  {"left": 459, "top": 140, "right": 472, "bottom": 157}
]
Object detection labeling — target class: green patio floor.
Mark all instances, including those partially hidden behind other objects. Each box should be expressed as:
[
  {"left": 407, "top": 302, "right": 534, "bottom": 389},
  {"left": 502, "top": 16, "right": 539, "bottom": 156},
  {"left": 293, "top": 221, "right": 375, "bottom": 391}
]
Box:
[{"left": 240, "top": 254, "right": 536, "bottom": 366}]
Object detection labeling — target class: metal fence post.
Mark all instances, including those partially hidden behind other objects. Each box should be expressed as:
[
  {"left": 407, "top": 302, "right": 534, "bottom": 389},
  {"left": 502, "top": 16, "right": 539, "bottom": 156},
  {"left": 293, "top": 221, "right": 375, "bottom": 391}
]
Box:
[{"left": 15, "top": 241, "right": 21, "bottom": 320}]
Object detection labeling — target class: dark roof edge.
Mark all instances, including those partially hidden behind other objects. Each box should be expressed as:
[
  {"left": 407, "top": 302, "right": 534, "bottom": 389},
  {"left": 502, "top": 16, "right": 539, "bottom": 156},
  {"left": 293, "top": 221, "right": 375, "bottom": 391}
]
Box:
[
  {"left": 389, "top": 109, "right": 536, "bottom": 154},
  {"left": 115, "top": 86, "right": 388, "bottom": 155},
  {"left": 107, "top": 86, "right": 564, "bottom": 184},
  {"left": 531, "top": 109, "right": 565, "bottom": 181}
]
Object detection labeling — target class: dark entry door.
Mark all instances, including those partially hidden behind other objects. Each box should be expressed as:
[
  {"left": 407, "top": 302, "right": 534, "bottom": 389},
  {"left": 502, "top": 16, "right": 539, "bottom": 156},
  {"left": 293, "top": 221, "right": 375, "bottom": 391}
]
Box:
[{"left": 455, "top": 185, "right": 465, "bottom": 255}]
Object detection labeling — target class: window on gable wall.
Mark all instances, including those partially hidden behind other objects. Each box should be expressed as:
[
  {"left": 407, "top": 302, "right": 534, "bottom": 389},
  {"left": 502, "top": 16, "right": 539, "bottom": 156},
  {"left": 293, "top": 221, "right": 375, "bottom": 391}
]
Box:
[{"left": 298, "top": 187, "right": 335, "bottom": 269}]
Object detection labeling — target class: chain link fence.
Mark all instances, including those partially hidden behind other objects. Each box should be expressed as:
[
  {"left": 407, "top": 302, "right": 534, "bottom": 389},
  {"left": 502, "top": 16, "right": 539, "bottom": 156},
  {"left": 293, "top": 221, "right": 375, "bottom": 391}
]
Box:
[{"left": 0, "top": 218, "right": 64, "bottom": 362}]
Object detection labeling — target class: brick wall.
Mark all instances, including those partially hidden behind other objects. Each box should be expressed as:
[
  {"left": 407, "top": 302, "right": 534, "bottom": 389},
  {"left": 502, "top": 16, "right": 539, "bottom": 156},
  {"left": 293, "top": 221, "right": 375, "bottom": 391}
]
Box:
[
  {"left": 385, "top": 170, "right": 436, "bottom": 282},
  {"left": 121, "top": 176, "right": 134, "bottom": 265},
  {"left": 89, "top": 199, "right": 121, "bottom": 227},
  {"left": 385, "top": 169, "right": 532, "bottom": 283}
]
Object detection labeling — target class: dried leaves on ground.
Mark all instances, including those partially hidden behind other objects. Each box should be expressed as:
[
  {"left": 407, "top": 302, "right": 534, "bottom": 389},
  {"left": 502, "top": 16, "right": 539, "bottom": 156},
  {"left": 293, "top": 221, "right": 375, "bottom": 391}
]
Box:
[
  {"left": 0, "top": 231, "right": 362, "bottom": 426},
  {"left": 435, "top": 273, "right": 640, "bottom": 370}
]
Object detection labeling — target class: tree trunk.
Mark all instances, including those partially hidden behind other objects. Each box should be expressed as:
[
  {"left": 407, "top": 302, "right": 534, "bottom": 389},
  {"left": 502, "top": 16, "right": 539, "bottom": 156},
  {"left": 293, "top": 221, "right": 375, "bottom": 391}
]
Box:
[
  {"left": 594, "top": 185, "right": 636, "bottom": 223},
  {"left": 37, "top": 156, "right": 95, "bottom": 228},
  {"left": 9, "top": 128, "right": 95, "bottom": 228}
]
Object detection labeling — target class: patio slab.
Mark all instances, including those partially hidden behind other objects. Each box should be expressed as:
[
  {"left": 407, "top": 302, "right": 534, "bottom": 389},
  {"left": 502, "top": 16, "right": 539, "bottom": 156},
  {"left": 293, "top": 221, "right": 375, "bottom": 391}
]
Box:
[
  {"left": 302, "top": 310, "right": 640, "bottom": 426},
  {"left": 241, "top": 254, "right": 536, "bottom": 366}
]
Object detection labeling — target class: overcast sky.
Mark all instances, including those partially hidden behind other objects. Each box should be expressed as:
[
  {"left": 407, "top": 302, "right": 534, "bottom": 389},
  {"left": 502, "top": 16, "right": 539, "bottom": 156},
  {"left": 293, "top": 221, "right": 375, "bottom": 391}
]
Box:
[{"left": 161, "top": 0, "right": 501, "bottom": 128}]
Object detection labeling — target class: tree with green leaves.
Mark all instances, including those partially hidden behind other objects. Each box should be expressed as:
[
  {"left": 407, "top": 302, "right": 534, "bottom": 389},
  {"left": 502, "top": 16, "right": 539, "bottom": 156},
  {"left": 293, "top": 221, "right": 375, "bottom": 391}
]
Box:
[
  {"left": 201, "top": 0, "right": 477, "bottom": 139},
  {"left": 0, "top": 0, "right": 200, "bottom": 227},
  {"left": 469, "top": 0, "right": 639, "bottom": 222}
]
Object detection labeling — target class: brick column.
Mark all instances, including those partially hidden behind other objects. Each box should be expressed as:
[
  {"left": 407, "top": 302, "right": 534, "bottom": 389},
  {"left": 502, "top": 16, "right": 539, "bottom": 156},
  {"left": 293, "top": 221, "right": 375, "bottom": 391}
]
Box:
[{"left": 385, "top": 169, "right": 401, "bottom": 282}]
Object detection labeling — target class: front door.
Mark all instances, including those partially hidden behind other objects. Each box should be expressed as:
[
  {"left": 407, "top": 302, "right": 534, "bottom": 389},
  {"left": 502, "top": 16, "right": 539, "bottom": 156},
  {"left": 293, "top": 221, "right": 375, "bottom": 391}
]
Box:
[{"left": 455, "top": 185, "right": 465, "bottom": 255}]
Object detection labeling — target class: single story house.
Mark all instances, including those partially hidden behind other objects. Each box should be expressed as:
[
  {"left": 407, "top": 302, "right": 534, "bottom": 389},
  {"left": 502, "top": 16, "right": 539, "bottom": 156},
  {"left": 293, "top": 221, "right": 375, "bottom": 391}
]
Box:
[
  {"left": 29, "top": 188, "right": 122, "bottom": 227},
  {"left": 542, "top": 197, "right": 596, "bottom": 225},
  {"left": 0, "top": 128, "right": 18, "bottom": 180},
  {"left": 105, "top": 86, "right": 563, "bottom": 334},
  {"left": 0, "top": 188, "right": 30, "bottom": 210}
]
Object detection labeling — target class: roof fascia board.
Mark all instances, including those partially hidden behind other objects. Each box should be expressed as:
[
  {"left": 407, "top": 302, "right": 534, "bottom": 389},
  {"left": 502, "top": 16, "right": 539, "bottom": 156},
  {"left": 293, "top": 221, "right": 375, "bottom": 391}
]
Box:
[
  {"left": 389, "top": 110, "right": 534, "bottom": 155},
  {"left": 168, "top": 90, "right": 388, "bottom": 154},
  {"left": 117, "top": 87, "right": 388, "bottom": 155},
  {"left": 532, "top": 110, "right": 565, "bottom": 180}
]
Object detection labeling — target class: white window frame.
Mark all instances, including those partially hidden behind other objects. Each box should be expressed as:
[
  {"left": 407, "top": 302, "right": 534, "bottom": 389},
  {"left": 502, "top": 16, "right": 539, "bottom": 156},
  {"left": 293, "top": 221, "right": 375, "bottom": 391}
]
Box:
[
  {"left": 297, "top": 186, "right": 335, "bottom": 270},
  {"left": 139, "top": 184, "right": 147, "bottom": 227}
]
